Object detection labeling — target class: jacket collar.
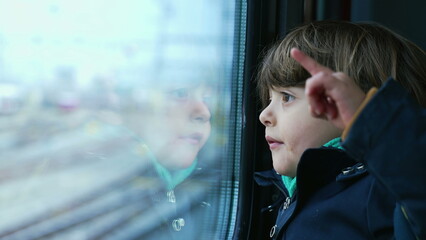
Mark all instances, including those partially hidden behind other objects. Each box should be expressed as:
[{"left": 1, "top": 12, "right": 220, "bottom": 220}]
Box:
[
  {"left": 295, "top": 147, "right": 358, "bottom": 206},
  {"left": 255, "top": 147, "right": 356, "bottom": 192},
  {"left": 255, "top": 169, "right": 287, "bottom": 194}
]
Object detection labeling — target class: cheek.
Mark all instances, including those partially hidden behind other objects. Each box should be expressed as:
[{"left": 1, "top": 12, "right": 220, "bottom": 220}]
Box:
[
  {"left": 165, "top": 106, "right": 187, "bottom": 124},
  {"left": 284, "top": 114, "right": 324, "bottom": 152},
  {"left": 292, "top": 118, "right": 341, "bottom": 151},
  {"left": 140, "top": 114, "right": 177, "bottom": 145},
  {"left": 201, "top": 123, "right": 211, "bottom": 145}
]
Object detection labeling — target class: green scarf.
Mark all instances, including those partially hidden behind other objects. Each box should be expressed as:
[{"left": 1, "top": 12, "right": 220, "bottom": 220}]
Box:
[
  {"left": 152, "top": 157, "right": 197, "bottom": 190},
  {"left": 281, "top": 137, "right": 343, "bottom": 197},
  {"left": 322, "top": 137, "right": 343, "bottom": 150},
  {"left": 138, "top": 143, "right": 197, "bottom": 190}
]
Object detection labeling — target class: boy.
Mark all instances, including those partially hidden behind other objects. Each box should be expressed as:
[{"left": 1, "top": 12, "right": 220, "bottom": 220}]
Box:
[{"left": 255, "top": 20, "right": 426, "bottom": 239}]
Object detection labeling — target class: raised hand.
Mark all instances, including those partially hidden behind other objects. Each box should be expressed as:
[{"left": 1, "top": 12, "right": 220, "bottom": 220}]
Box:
[{"left": 290, "top": 48, "right": 366, "bottom": 129}]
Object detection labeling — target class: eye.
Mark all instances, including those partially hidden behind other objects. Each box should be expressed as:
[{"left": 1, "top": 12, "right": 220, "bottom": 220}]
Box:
[
  {"left": 281, "top": 92, "right": 295, "bottom": 103},
  {"left": 202, "top": 93, "right": 212, "bottom": 104},
  {"left": 169, "top": 88, "right": 189, "bottom": 100}
]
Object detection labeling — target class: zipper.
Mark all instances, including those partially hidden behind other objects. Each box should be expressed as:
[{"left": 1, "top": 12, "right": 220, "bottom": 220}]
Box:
[
  {"left": 167, "top": 190, "right": 176, "bottom": 203},
  {"left": 269, "top": 181, "right": 294, "bottom": 239},
  {"left": 282, "top": 197, "right": 291, "bottom": 210}
]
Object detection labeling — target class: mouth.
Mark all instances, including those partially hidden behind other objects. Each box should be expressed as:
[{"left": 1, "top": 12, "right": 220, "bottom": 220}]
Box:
[
  {"left": 265, "top": 136, "right": 284, "bottom": 150},
  {"left": 179, "top": 133, "right": 203, "bottom": 145}
]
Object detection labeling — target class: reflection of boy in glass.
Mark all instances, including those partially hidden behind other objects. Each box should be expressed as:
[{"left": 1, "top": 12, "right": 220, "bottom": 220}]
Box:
[
  {"left": 120, "top": 72, "right": 219, "bottom": 239},
  {"left": 140, "top": 82, "right": 212, "bottom": 170}
]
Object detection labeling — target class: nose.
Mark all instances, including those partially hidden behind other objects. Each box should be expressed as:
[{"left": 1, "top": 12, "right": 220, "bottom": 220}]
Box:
[
  {"left": 190, "top": 100, "right": 211, "bottom": 123},
  {"left": 259, "top": 104, "right": 275, "bottom": 127}
]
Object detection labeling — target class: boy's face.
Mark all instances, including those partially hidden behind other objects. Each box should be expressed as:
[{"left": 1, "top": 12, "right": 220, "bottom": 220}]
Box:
[
  {"left": 259, "top": 86, "right": 341, "bottom": 177},
  {"left": 139, "top": 83, "right": 212, "bottom": 169}
]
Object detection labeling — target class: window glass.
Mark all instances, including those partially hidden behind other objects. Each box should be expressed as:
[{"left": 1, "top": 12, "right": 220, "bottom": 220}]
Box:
[{"left": 0, "top": 0, "right": 244, "bottom": 239}]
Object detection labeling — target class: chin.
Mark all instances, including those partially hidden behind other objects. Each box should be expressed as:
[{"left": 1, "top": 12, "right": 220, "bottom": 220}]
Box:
[
  {"left": 166, "top": 153, "right": 198, "bottom": 169},
  {"left": 273, "top": 163, "right": 295, "bottom": 177},
  {"left": 177, "top": 161, "right": 195, "bottom": 169}
]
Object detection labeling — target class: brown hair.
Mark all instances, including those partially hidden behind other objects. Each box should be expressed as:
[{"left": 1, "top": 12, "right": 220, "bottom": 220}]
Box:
[{"left": 257, "top": 20, "right": 426, "bottom": 107}]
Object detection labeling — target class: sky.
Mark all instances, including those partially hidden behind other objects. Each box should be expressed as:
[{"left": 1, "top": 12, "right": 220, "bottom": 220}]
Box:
[{"left": 0, "top": 0, "right": 232, "bottom": 91}]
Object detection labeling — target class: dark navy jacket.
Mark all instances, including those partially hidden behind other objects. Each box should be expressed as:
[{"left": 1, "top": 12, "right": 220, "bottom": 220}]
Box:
[
  {"left": 343, "top": 79, "right": 426, "bottom": 240},
  {"left": 256, "top": 147, "right": 396, "bottom": 240}
]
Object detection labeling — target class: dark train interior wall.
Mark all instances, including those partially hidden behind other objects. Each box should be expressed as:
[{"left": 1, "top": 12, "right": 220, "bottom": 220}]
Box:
[
  {"left": 284, "top": 0, "right": 426, "bottom": 50},
  {"left": 351, "top": 0, "right": 426, "bottom": 50},
  {"left": 313, "top": 0, "right": 426, "bottom": 50}
]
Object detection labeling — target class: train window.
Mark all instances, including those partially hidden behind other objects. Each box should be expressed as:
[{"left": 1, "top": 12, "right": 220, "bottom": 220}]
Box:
[{"left": 0, "top": 0, "right": 246, "bottom": 239}]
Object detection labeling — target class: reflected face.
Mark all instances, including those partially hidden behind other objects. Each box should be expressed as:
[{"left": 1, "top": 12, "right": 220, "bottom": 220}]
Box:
[
  {"left": 259, "top": 87, "right": 341, "bottom": 177},
  {"left": 141, "top": 83, "right": 212, "bottom": 169}
]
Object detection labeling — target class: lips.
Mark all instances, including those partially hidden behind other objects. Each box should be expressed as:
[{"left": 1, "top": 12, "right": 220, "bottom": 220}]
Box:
[
  {"left": 265, "top": 136, "right": 284, "bottom": 149},
  {"left": 179, "top": 133, "right": 203, "bottom": 145}
]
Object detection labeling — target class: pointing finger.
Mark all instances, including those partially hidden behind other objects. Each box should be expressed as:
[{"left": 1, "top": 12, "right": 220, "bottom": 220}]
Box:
[{"left": 290, "top": 48, "right": 333, "bottom": 76}]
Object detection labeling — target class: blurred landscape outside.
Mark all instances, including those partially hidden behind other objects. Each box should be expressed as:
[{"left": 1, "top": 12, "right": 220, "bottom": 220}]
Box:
[{"left": 0, "top": 0, "right": 236, "bottom": 239}]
